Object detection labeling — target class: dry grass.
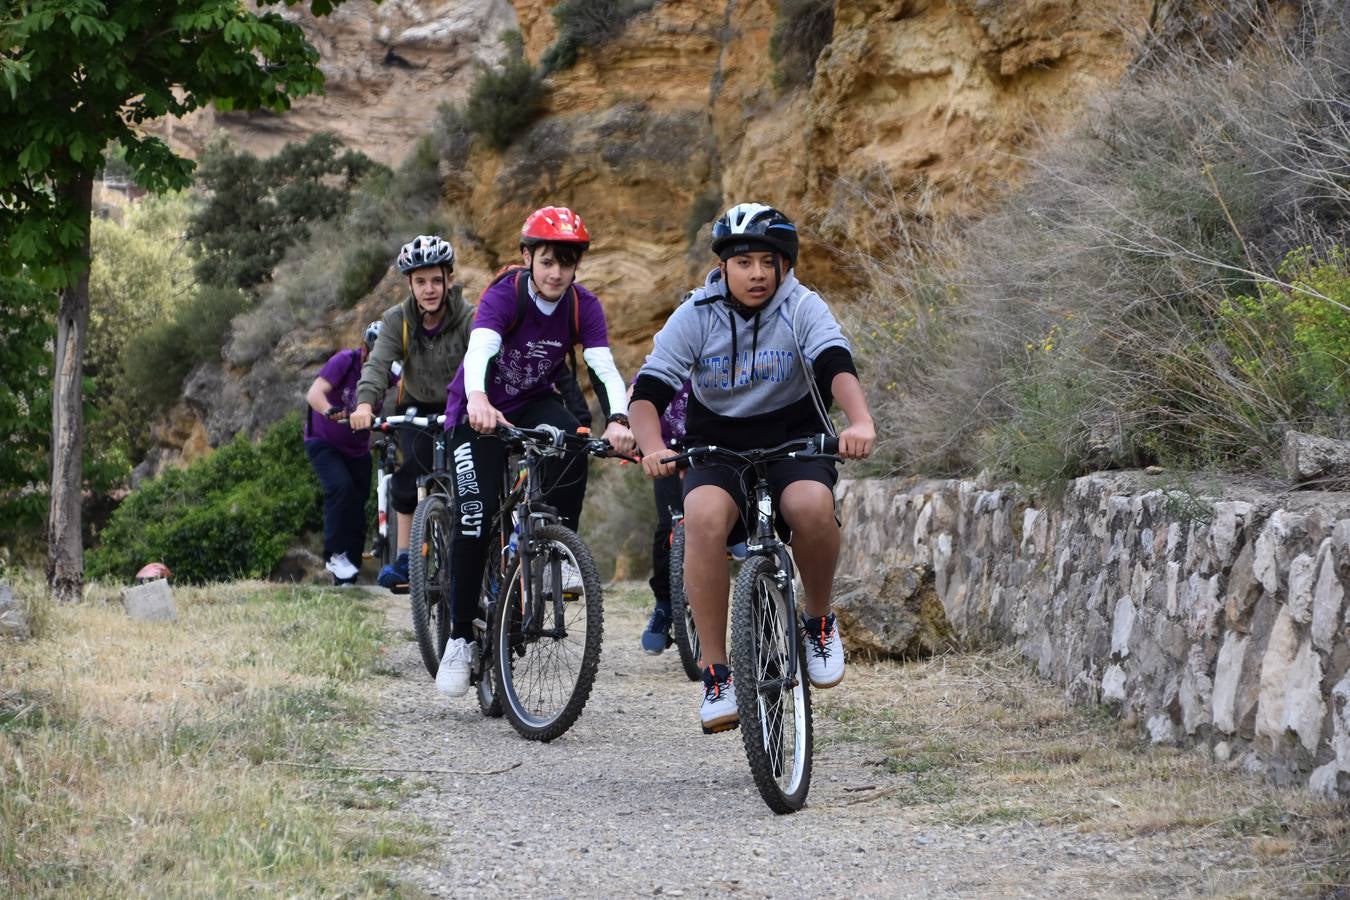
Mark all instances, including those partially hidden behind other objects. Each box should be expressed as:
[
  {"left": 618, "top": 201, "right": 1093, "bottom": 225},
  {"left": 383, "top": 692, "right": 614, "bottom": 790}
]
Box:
[
  {"left": 815, "top": 648, "right": 1350, "bottom": 896},
  {"left": 0, "top": 579, "right": 426, "bottom": 897}
]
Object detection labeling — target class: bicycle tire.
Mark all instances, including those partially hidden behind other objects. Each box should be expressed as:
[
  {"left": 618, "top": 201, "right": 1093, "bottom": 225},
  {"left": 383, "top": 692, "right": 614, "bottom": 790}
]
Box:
[
  {"left": 491, "top": 523, "right": 604, "bottom": 742},
  {"left": 475, "top": 561, "right": 503, "bottom": 718},
  {"left": 409, "top": 494, "right": 453, "bottom": 679},
  {"left": 731, "top": 554, "right": 813, "bottom": 814},
  {"left": 668, "top": 521, "right": 701, "bottom": 681}
]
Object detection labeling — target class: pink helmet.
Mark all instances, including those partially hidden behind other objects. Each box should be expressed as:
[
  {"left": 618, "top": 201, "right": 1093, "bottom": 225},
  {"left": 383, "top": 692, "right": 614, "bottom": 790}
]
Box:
[{"left": 135, "top": 562, "right": 172, "bottom": 583}]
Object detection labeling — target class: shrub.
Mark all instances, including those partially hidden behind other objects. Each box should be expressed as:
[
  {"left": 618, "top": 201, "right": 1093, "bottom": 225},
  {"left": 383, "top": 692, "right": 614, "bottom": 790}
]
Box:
[
  {"left": 338, "top": 240, "right": 392, "bottom": 309},
  {"left": 466, "top": 32, "right": 547, "bottom": 152},
  {"left": 434, "top": 103, "right": 474, "bottom": 169},
  {"left": 857, "top": 3, "right": 1350, "bottom": 483},
  {"left": 0, "top": 276, "right": 55, "bottom": 534},
  {"left": 540, "top": 0, "right": 654, "bottom": 74},
  {"left": 123, "top": 285, "right": 250, "bottom": 412},
  {"left": 188, "top": 134, "right": 385, "bottom": 291},
  {"left": 88, "top": 414, "right": 321, "bottom": 583},
  {"left": 769, "top": 0, "right": 834, "bottom": 89}
]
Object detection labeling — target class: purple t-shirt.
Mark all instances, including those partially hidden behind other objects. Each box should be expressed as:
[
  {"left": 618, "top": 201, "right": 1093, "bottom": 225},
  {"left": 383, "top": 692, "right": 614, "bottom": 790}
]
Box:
[
  {"left": 445, "top": 277, "right": 610, "bottom": 425},
  {"left": 305, "top": 348, "right": 371, "bottom": 458}
]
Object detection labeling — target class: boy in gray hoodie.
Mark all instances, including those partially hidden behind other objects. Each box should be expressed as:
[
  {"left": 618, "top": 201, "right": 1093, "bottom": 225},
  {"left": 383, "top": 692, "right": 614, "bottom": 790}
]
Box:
[{"left": 629, "top": 203, "right": 876, "bottom": 734}]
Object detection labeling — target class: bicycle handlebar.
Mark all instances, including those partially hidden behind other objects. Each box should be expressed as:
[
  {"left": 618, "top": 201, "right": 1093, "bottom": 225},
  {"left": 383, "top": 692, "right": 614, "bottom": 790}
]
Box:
[
  {"left": 366, "top": 413, "right": 446, "bottom": 432},
  {"left": 666, "top": 433, "right": 840, "bottom": 471},
  {"left": 496, "top": 424, "right": 640, "bottom": 463}
]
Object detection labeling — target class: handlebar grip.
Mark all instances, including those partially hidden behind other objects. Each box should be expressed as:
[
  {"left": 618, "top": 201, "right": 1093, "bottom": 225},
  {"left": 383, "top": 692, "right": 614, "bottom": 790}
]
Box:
[{"left": 820, "top": 435, "right": 839, "bottom": 455}]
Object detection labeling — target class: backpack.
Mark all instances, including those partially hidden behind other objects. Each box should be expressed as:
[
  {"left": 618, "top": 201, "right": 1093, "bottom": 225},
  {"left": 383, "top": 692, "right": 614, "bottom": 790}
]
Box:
[{"left": 485, "top": 265, "right": 595, "bottom": 424}]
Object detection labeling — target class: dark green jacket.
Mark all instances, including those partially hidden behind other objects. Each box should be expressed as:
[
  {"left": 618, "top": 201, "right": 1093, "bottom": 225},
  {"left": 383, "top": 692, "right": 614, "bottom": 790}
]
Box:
[{"left": 357, "top": 284, "right": 473, "bottom": 409}]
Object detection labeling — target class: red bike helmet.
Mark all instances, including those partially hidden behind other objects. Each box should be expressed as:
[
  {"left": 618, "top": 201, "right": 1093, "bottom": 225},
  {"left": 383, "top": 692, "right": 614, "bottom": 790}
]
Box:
[
  {"left": 135, "top": 562, "right": 172, "bottom": 583},
  {"left": 520, "top": 206, "right": 591, "bottom": 251}
]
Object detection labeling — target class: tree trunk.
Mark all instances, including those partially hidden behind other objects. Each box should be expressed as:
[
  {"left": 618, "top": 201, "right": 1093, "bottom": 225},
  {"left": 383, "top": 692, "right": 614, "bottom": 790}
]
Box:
[{"left": 47, "top": 172, "right": 93, "bottom": 605}]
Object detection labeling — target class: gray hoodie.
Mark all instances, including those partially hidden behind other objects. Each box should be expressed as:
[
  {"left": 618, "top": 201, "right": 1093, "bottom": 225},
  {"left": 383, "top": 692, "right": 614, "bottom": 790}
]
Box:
[{"left": 634, "top": 267, "right": 853, "bottom": 448}]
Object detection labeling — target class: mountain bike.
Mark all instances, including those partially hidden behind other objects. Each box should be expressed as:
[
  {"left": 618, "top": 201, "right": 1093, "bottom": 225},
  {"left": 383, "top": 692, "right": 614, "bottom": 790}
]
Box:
[
  {"left": 488, "top": 424, "right": 633, "bottom": 741},
  {"left": 369, "top": 412, "right": 454, "bottom": 679},
  {"left": 669, "top": 434, "right": 841, "bottom": 814},
  {"left": 366, "top": 431, "right": 398, "bottom": 571}
]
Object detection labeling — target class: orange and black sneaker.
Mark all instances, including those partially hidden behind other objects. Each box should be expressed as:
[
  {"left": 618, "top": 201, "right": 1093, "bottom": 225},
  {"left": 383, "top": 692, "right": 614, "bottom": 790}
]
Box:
[
  {"left": 803, "top": 612, "right": 845, "bottom": 689},
  {"left": 699, "top": 663, "right": 739, "bottom": 734}
]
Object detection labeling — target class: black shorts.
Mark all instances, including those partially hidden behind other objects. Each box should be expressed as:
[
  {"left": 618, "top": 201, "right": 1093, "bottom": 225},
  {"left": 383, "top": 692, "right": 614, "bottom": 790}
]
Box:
[{"left": 681, "top": 456, "right": 838, "bottom": 545}]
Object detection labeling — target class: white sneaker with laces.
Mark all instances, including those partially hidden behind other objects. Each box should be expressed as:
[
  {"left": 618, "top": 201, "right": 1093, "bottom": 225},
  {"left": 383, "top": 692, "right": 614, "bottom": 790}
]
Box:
[
  {"left": 436, "top": 638, "right": 472, "bottom": 697},
  {"left": 544, "top": 558, "right": 584, "bottom": 596},
  {"left": 699, "top": 664, "right": 739, "bottom": 734},
  {"left": 325, "top": 552, "right": 358, "bottom": 581},
  {"left": 803, "top": 613, "right": 845, "bottom": 689}
]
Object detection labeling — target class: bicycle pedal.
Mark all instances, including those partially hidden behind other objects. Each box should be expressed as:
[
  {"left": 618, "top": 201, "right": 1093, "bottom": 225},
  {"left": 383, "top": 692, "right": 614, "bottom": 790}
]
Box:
[
  {"left": 701, "top": 719, "right": 740, "bottom": 735},
  {"left": 389, "top": 583, "right": 410, "bottom": 595}
]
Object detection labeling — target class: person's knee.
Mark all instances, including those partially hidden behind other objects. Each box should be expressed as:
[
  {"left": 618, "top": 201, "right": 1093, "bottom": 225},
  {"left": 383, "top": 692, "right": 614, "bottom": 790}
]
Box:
[{"left": 780, "top": 488, "right": 837, "bottom": 537}]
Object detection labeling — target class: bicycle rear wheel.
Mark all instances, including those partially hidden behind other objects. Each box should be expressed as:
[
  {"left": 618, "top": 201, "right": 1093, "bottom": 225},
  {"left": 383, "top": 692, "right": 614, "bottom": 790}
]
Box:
[
  {"left": 492, "top": 523, "right": 603, "bottom": 742},
  {"left": 731, "top": 554, "right": 812, "bottom": 814},
  {"left": 475, "top": 559, "right": 503, "bottom": 718},
  {"left": 409, "top": 494, "right": 453, "bottom": 679},
  {"left": 668, "top": 521, "right": 701, "bottom": 681}
]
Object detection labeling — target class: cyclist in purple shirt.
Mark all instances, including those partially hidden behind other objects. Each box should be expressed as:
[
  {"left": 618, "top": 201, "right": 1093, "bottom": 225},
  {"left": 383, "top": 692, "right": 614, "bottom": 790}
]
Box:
[
  {"left": 435, "top": 206, "right": 638, "bottom": 697},
  {"left": 638, "top": 378, "right": 690, "bottom": 654},
  {"left": 305, "top": 321, "right": 393, "bottom": 585}
]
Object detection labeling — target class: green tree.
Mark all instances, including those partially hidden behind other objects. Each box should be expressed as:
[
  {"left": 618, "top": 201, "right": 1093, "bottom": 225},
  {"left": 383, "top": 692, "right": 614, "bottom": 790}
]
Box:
[
  {"left": 0, "top": 0, "right": 361, "bottom": 603},
  {"left": 0, "top": 276, "right": 56, "bottom": 540},
  {"left": 188, "top": 132, "right": 382, "bottom": 291}
]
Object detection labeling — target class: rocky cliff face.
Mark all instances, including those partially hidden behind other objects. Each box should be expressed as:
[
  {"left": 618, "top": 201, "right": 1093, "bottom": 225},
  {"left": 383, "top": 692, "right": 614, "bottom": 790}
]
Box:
[{"left": 143, "top": 0, "right": 1149, "bottom": 461}]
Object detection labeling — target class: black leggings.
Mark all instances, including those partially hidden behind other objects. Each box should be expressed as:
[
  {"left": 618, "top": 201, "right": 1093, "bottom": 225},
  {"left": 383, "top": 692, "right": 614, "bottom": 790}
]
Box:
[
  {"left": 447, "top": 396, "right": 588, "bottom": 641},
  {"left": 649, "top": 474, "right": 682, "bottom": 608}
]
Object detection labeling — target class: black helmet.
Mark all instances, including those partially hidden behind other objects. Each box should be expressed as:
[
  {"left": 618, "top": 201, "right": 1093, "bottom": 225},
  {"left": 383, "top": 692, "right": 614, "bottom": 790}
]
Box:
[{"left": 710, "top": 203, "right": 799, "bottom": 266}]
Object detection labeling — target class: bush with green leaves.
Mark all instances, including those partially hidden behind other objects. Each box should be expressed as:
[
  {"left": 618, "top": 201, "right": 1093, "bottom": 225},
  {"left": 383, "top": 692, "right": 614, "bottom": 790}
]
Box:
[
  {"left": 466, "top": 32, "right": 547, "bottom": 152},
  {"left": 856, "top": 3, "right": 1350, "bottom": 485},
  {"left": 88, "top": 414, "right": 321, "bottom": 584},
  {"left": 540, "top": 0, "right": 655, "bottom": 74},
  {"left": 188, "top": 133, "right": 385, "bottom": 291},
  {"left": 123, "top": 284, "right": 251, "bottom": 413},
  {"left": 0, "top": 276, "right": 55, "bottom": 535},
  {"left": 769, "top": 0, "right": 835, "bottom": 88}
]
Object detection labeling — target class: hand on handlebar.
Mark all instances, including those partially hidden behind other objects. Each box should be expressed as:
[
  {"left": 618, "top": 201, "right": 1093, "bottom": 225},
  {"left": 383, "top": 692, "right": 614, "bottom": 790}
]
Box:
[
  {"left": 468, "top": 392, "right": 511, "bottom": 434},
  {"left": 602, "top": 421, "right": 637, "bottom": 457},
  {"left": 837, "top": 419, "right": 875, "bottom": 460},
  {"left": 640, "top": 447, "right": 680, "bottom": 479},
  {"left": 348, "top": 403, "right": 374, "bottom": 431}
]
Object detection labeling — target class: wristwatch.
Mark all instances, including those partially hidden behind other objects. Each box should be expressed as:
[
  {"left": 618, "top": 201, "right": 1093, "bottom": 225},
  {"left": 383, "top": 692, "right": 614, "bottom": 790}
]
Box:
[{"left": 606, "top": 413, "right": 630, "bottom": 428}]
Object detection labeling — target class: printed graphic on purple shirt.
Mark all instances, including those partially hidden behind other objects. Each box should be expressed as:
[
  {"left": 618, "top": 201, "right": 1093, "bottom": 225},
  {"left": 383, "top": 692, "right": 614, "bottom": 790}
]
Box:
[
  {"left": 305, "top": 348, "right": 372, "bottom": 458},
  {"left": 445, "top": 278, "right": 609, "bottom": 425},
  {"left": 661, "top": 380, "right": 691, "bottom": 446}
]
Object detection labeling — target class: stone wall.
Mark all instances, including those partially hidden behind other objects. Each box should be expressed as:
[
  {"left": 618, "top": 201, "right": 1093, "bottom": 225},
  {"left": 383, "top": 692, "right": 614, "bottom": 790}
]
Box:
[{"left": 835, "top": 472, "right": 1350, "bottom": 798}]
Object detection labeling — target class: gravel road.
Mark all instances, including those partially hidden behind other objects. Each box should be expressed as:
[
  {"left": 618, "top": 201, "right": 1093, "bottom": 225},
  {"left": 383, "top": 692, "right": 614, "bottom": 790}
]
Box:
[{"left": 349, "top": 585, "right": 1277, "bottom": 898}]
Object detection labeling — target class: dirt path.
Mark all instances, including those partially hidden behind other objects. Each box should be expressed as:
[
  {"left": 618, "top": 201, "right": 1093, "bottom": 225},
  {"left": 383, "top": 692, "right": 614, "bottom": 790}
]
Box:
[{"left": 350, "top": 584, "right": 1342, "bottom": 898}]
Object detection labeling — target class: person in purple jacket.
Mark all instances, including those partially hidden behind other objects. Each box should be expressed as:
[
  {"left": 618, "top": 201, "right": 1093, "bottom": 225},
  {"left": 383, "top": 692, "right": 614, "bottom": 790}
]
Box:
[
  {"left": 638, "top": 378, "right": 690, "bottom": 654},
  {"left": 435, "top": 206, "right": 638, "bottom": 697},
  {"left": 304, "top": 321, "right": 392, "bottom": 585}
]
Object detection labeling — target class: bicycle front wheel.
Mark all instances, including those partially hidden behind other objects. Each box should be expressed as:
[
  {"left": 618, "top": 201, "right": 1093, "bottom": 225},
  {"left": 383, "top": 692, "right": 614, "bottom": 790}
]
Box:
[
  {"left": 731, "top": 554, "right": 812, "bottom": 814},
  {"left": 492, "top": 523, "right": 604, "bottom": 742},
  {"left": 669, "top": 521, "right": 701, "bottom": 681},
  {"left": 409, "top": 494, "right": 453, "bottom": 679}
]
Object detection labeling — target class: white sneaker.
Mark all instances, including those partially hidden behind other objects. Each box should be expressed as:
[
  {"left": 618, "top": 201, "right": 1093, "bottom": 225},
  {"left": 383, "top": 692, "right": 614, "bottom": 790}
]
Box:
[
  {"left": 699, "top": 664, "right": 739, "bottom": 734},
  {"left": 436, "top": 638, "right": 472, "bottom": 697},
  {"left": 544, "top": 558, "right": 584, "bottom": 596},
  {"left": 802, "top": 613, "right": 845, "bottom": 689},
  {"left": 325, "top": 552, "right": 358, "bottom": 581}
]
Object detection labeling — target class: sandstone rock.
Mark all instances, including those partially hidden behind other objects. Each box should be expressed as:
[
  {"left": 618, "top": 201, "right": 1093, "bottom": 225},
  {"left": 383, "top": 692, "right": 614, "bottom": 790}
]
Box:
[
  {"left": 1212, "top": 633, "right": 1250, "bottom": 734},
  {"left": 1311, "top": 543, "right": 1345, "bottom": 653},
  {"left": 122, "top": 579, "right": 177, "bottom": 623},
  {"left": 1281, "top": 640, "right": 1326, "bottom": 754},
  {"left": 832, "top": 566, "right": 955, "bottom": 659},
  {"left": 1110, "top": 597, "right": 1135, "bottom": 659},
  {"left": 1101, "top": 665, "right": 1127, "bottom": 704},
  {"left": 1255, "top": 608, "right": 1300, "bottom": 743},
  {"left": 1287, "top": 552, "right": 1317, "bottom": 624},
  {"left": 1147, "top": 713, "right": 1178, "bottom": 745},
  {"left": 1282, "top": 431, "right": 1350, "bottom": 489},
  {"left": 0, "top": 582, "right": 30, "bottom": 640}
]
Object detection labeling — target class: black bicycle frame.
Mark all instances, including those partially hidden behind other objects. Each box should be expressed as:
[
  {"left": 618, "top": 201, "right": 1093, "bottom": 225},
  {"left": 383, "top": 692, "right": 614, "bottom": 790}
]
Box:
[{"left": 742, "top": 460, "right": 802, "bottom": 696}]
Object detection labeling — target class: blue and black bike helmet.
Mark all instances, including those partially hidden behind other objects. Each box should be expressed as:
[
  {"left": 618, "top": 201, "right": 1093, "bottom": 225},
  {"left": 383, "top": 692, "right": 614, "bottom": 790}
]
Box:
[
  {"left": 363, "top": 320, "right": 382, "bottom": 351},
  {"left": 710, "top": 203, "right": 799, "bottom": 267}
]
